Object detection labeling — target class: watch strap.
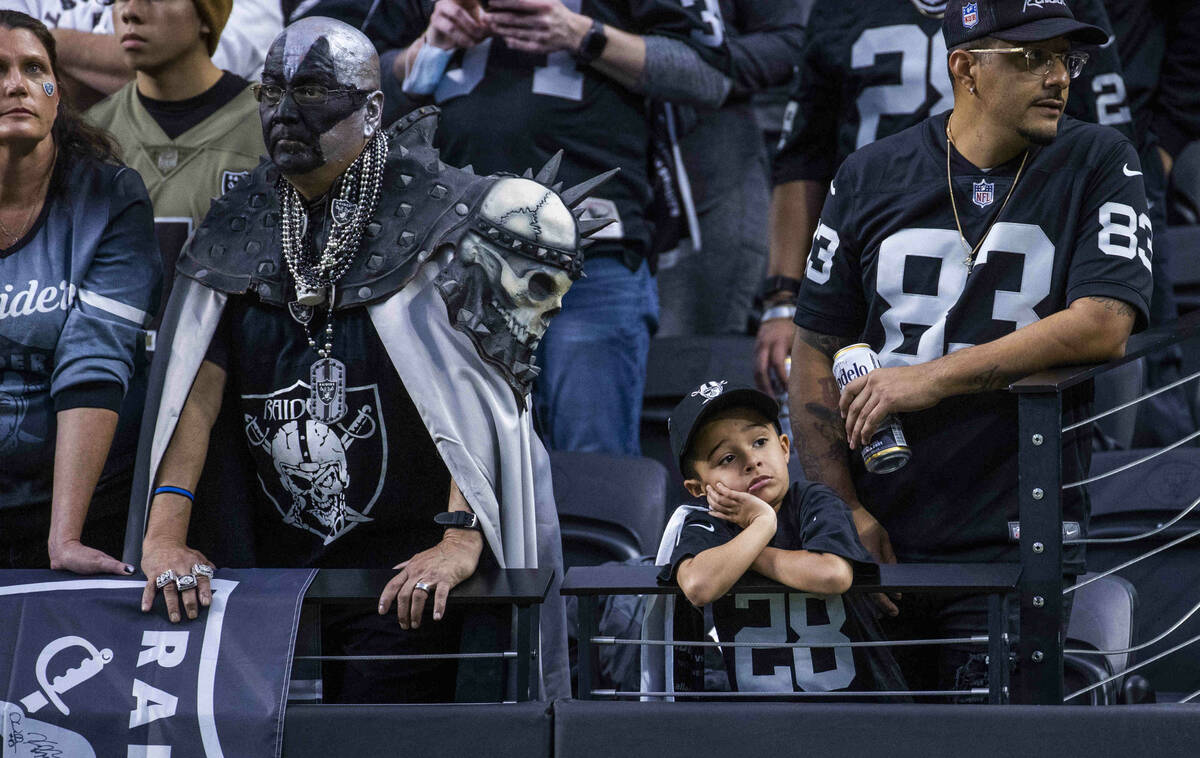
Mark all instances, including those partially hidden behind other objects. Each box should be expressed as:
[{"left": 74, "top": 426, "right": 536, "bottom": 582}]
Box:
[
  {"left": 574, "top": 18, "right": 607, "bottom": 64},
  {"left": 759, "top": 275, "right": 804, "bottom": 300},
  {"left": 434, "top": 511, "right": 481, "bottom": 531}
]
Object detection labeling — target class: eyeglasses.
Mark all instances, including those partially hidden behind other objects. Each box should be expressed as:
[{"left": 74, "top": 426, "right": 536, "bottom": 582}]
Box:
[
  {"left": 251, "top": 83, "right": 370, "bottom": 106},
  {"left": 970, "top": 47, "right": 1090, "bottom": 79}
]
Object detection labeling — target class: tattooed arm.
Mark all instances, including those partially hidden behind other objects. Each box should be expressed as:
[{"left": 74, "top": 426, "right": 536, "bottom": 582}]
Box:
[
  {"left": 788, "top": 326, "right": 897, "bottom": 568},
  {"left": 840, "top": 295, "right": 1138, "bottom": 450}
]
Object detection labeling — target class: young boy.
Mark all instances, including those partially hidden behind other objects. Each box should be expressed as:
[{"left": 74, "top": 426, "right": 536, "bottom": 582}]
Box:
[{"left": 658, "top": 379, "right": 906, "bottom": 695}]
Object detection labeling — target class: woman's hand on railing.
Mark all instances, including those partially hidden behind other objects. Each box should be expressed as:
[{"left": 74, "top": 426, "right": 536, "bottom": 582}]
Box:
[{"left": 48, "top": 538, "right": 134, "bottom": 576}]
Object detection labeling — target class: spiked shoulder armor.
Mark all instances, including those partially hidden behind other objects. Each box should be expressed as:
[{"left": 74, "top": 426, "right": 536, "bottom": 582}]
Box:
[{"left": 176, "top": 105, "right": 615, "bottom": 403}]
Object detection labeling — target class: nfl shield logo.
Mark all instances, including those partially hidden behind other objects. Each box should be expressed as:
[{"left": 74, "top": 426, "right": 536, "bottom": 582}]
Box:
[
  {"left": 973, "top": 179, "right": 995, "bottom": 208},
  {"left": 221, "top": 170, "right": 250, "bottom": 194},
  {"left": 963, "top": 2, "right": 979, "bottom": 28}
]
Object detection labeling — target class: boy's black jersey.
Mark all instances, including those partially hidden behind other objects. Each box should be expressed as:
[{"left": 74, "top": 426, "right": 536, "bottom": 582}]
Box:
[
  {"left": 369, "top": 0, "right": 730, "bottom": 261},
  {"left": 792, "top": 113, "right": 1153, "bottom": 573},
  {"left": 773, "top": 0, "right": 1132, "bottom": 187},
  {"left": 660, "top": 482, "right": 907, "bottom": 695}
]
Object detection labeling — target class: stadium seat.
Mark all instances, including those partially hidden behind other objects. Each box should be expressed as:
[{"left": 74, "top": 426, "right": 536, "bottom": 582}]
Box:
[
  {"left": 1082, "top": 448, "right": 1200, "bottom": 696},
  {"left": 1064, "top": 574, "right": 1138, "bottom": 704},
  {"left": 1165, "top": 225, "right": 1200, "bottom": 316},
  {"left": 550, "top": 451, "right": 671, "bottom": 567}
]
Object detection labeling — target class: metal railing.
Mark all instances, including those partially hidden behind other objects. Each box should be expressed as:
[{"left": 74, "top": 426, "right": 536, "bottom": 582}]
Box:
[
  {"left": 1011, "top": 308, "right": 1200, "bottom": 704},
  {"left": 293, "top": 567, "right": 551, "bottom": 703},
  {"left": 562, "top": 562, "right": 1020, "bottom": 703}
]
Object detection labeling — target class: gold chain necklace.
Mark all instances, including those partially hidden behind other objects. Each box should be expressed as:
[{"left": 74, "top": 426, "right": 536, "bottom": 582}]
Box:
[
  {"left": 946, "top": 116, "right": 1029, "bottom": 272},
  {"left": 0, "top": 163, "right": 52, "bottom": 248},
  {"left": 0, "top": 198, "right": 41, "bottom": 248}
]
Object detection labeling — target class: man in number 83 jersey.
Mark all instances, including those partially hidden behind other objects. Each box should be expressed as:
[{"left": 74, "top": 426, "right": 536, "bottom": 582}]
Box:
[{"left": 787, "top": 0, "right": 1153, "bottom": 692}]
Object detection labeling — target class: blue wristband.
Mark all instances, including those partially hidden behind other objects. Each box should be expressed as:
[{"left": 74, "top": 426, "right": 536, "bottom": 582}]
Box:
[{"left": 154, "top": 486, "right": 195, "bottom": 502}]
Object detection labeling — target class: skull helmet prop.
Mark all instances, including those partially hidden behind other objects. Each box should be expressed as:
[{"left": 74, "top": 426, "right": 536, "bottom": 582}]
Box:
[{"left": 436, "top": 156, "right": 615, "bottom": 403}]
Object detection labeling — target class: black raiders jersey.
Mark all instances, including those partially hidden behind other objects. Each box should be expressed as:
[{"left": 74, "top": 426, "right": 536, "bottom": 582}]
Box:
[
  {"left": 369, "top": 0, "right": 730, "bottom": 261},
  {"left": 792, "top": 113, "right": 1153, "bottom": 573},
  {"left": 660, "top": 482, "right": 907, "bottom": 696},
  {"left": 773, "top": 0, "right": 1133, "bottom": 187}
]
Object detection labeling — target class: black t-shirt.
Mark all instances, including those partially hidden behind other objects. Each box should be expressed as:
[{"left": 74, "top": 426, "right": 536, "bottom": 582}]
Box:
[
  {"left": 206, "top": 296, "right": 450, "bottom": 568},
  {"left": 792, "top": 113, "right": 1154, "bottom": 574},
  {"left": 660, "top": 482, "right": 907, "bottom": 695},
  {"left": 369, "top": 0, "right": 729, "bottom": 263},
  {"left": 137, "top": 71, "right": 252, "bottom": 141},
  {"left": 772, "top": 0, "right": 1132, "bottom": 187}
]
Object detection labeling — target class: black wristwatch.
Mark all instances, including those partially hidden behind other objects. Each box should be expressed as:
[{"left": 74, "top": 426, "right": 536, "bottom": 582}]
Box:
[
  {"left": 574, "top": 18, "right": 608, "bottom": 64},
  {"left": 435, "top": 511, "right": 481, "bottom": 531},
  {"left": 759, "top": 275, "right": 804, "bottom": 301}
]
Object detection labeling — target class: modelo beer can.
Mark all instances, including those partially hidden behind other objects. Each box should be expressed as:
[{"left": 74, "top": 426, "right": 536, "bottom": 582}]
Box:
[{"left": 832, "top": 344, "right": 911, "bottom": 474}]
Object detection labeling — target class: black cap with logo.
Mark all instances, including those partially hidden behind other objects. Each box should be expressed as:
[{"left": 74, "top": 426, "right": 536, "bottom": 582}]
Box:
[
  {"left": 942, "top": 0, "right": 1108, "bottom": 48},
  {"left": 668, "top": 380, "right": 780, "bottom": 476}
]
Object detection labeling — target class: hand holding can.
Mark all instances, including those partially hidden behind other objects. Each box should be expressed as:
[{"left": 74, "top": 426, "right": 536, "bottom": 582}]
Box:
[{"left": 832, "top": 344, "right": 911, "bottom": 474}]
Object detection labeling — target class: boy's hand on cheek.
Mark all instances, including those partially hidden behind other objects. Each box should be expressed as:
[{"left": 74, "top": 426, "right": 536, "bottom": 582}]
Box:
[{"left": 706, "top": 482, "right": 776, "bottom": 530}]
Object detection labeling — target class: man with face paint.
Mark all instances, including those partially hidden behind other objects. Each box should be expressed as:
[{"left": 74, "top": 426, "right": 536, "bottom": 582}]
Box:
[{"left": 128, "top": 16, "right": 596, "bottom": 701}]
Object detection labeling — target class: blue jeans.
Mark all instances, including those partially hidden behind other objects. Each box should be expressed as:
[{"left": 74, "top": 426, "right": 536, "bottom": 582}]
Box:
[{"left": 533, "top": 256, "right": 658, "bottom": 456}]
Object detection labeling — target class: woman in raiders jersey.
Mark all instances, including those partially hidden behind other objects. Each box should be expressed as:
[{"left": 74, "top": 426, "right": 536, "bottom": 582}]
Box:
[{"left": 0, "top": 12, "right": 160, "bottom": 572}]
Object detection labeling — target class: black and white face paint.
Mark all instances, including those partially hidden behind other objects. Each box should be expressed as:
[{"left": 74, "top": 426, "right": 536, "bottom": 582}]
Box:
[{"left": 260, "top": 17, "right": 382, "bottom": 177}]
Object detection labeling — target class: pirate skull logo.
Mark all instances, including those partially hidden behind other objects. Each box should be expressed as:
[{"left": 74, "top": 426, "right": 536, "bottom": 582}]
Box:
[
  {"left": 692, "top": 380, "right": 727, "bottom": 402},
  {"left": 270, "top": 419, "right": 351, "bottom": 538}
]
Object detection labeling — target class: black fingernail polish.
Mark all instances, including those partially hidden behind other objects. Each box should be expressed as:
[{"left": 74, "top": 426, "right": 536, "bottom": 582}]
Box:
[{"left": 124, "top": 565, "right": 135, "bottom": 574}]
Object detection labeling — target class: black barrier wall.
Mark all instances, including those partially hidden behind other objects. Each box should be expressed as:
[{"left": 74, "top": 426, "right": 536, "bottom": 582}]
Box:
[{"left": 279, "top": 700, "right": 1200, "bottom": 758}]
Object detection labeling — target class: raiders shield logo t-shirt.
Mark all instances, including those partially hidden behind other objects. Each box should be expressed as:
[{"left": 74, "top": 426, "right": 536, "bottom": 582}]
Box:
[{"left": 205, "top": 297, "right": 450, "bottom": 568}]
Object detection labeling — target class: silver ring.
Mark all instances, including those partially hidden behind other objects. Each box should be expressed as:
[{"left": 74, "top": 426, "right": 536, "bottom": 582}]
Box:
[
  {"left": 175, "top": 574, "right": 198, "bottom": 592},
  {"left": 192, "top": 563, "right": 215, "bottom": 579},
  {"left": 414, "top": 581, "right": 432, "bottom": 593},
  {"left": 155, "top": 569, "right": 176, "bottom": 589}
]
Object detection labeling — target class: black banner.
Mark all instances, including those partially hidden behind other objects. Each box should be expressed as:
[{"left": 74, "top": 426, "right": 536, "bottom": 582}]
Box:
[{"left": 0, "top": 569, "right": 314, "bottom": 758}]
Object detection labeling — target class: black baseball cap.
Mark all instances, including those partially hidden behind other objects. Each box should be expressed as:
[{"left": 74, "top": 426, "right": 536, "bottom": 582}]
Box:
[
  {"left": 668, "top": 380, "right": 780, "bottom": 477},
  {"left": 943, "top": 0, "right": 1108, "bottom": 48}
]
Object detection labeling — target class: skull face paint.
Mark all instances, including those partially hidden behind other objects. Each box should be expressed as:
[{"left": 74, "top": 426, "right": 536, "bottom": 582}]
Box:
[{"left": 260, "top": 17, "right": 381, "bottom": 177}]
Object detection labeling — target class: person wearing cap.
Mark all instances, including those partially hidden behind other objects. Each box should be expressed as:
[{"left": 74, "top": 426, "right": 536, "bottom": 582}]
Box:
[
  {"left": 786, "top": 0, "right": 1153, "bottom": 694},
  {"left": 86, "top": 0, "right": 265, "bottom": 333},
  {"left": 654, "top": 379, "right": 906, "bottom": 696}
]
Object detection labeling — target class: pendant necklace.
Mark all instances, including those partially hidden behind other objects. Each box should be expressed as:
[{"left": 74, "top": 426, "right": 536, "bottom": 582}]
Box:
[
  {"left": 278, "top": 131, "right": 388, "bottom": 424},
  {"left": 946, "top": 115, "right": 1029, "bottom": 273}
]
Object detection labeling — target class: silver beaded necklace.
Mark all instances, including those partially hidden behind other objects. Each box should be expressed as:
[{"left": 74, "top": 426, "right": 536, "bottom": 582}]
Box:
[{"left": 277, "top": 131, "right": 388, "bottom": 424}]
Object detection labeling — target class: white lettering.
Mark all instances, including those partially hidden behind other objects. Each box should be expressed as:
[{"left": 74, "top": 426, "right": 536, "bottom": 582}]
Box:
[
  {"left": 137, "top": 631, "right": 189, "bottom": 669},
  {"left": 0, "top": 279, "right": 77, "bottom": 320},
  {"left": 35, "top": 284, "right": 58, "bottom": 312},
  {"left": 263, "top": 398, "right": 307, "bottom": 422},
  {"left": 11, "top": 279, "right": 38, "bottom": 316},
  {"left": 129, "top": 679, "right": 178, "bottom": 729}
]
